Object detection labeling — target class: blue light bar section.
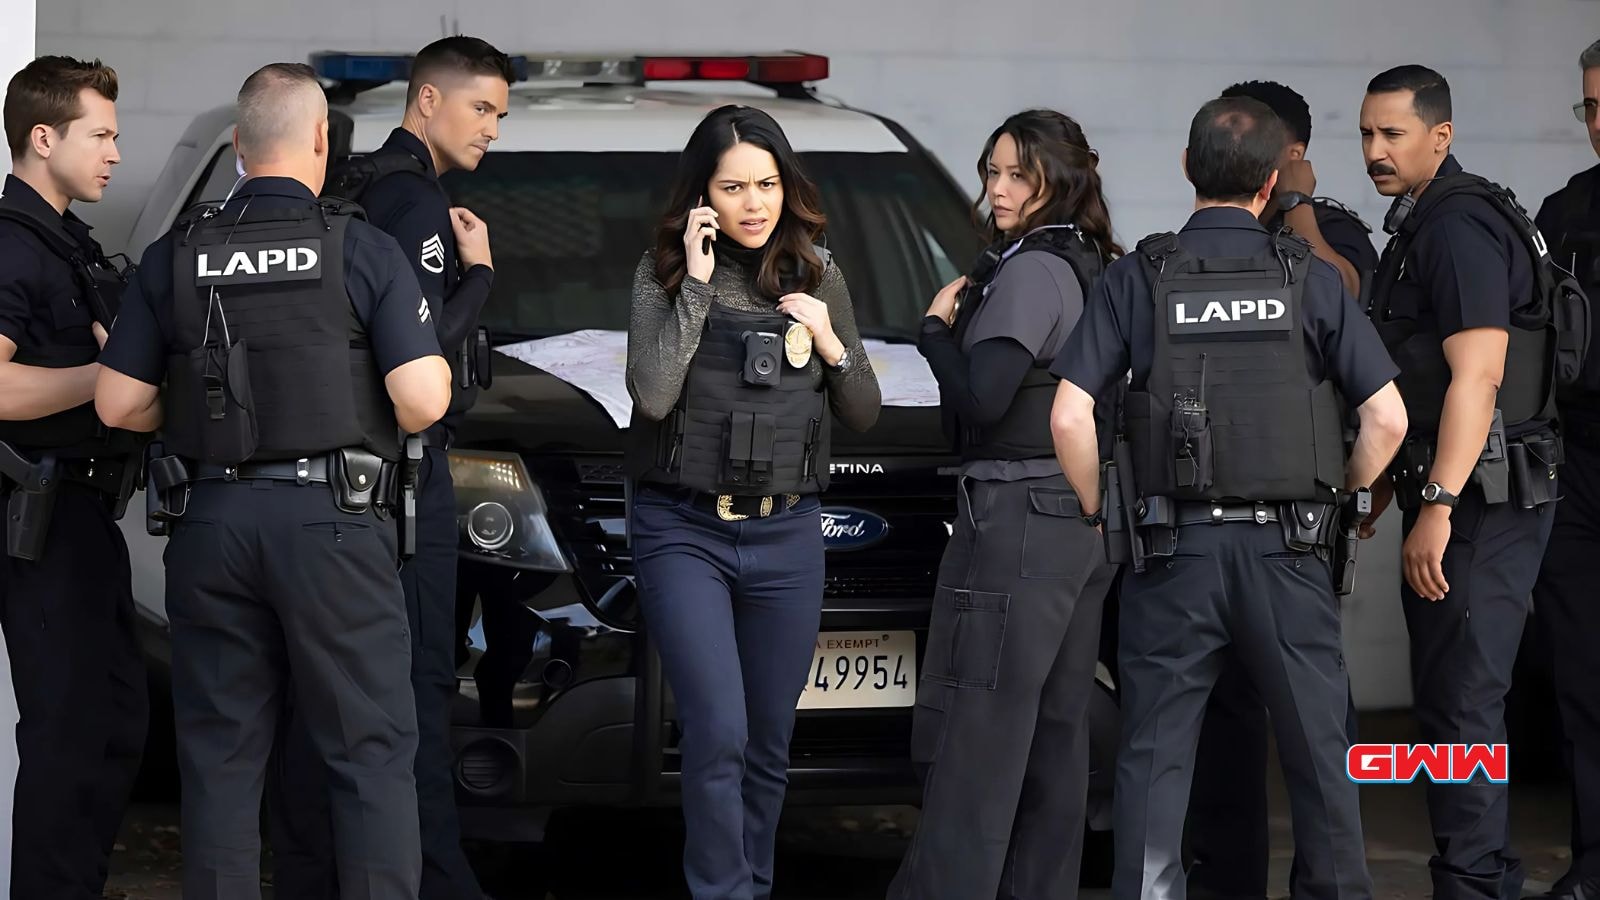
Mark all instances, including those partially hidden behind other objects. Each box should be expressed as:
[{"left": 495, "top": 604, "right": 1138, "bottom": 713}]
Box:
[{"left": 310, "top": 52, "right": 530, "bottom": 85}]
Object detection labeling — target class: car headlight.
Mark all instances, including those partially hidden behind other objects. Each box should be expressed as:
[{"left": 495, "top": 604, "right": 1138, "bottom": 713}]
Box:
[{"left": 447, "top": 450, "right": 569, "bottom": 572}]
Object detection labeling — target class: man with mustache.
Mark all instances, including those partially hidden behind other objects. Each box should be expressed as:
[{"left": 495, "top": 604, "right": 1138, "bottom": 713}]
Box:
[
  {"left": 1362, "top": 64, "right": 1561, "bottom": 900},
  {"left": 1525, "top": 36, "right": 1600, "bottom": 900},
  {"left": 1188, "top": 79, "right": 1379, "bottom": 900},
  {"left": 0, "top": 55, "right": 148, "bottom": 900},
  {"left": 268, "top": 35, "right": 514, "bottom": 900}
]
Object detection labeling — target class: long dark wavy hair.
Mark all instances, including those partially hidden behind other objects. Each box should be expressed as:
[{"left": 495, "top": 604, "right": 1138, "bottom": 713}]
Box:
[
  {"left": 653, "top": 105, "right": 827, "bottom": 299},
  {"left": 974, "top": 109, "right": 1123, "bottom": 259}
]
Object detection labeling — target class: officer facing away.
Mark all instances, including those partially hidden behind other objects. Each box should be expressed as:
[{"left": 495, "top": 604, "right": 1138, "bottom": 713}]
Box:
[
  {"left": 95, "top": 63, "right": 452, "bottom": 900},
  {"left": 1362, "top": 65, "right": 1563, "bottom": 900},
  {"left": 1050, "top": 95, "right": 1407, "bottom": 900},
  {"left": 270, "top": 35, "right": 513, "bottom": 900},
  {"left": 0, "top": 55, "right": 148, "bottom": 900},
  {"left": 1188, "top": 77, "right": 1379, "bottom": 900},
  {"left": 1527, "top": 37, "right": 1600, "bottom": 900}
]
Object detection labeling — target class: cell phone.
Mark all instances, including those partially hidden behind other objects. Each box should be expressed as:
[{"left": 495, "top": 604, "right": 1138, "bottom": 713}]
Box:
[{"left": 698, "top": 195, "right": 712, "bottom": 256}]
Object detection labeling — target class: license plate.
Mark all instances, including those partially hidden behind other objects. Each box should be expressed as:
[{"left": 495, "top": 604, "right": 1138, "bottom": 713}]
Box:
[{"left": 797, "top": 630, "right": 916, "bottom": 710}]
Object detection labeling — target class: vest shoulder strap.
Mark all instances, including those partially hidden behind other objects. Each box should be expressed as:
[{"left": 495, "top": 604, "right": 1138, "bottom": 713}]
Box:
[
  {"left": 1311, "top": 196, "right": 1374, "bottom": 234},
  {"left": 323, "top": 148, "right": 429, "bottom": 204},
  {"left": 0, "top": 206, "right": 81, "bottom": 262}
]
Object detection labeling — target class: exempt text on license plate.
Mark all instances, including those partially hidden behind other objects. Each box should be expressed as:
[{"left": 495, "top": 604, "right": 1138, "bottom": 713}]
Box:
[{"left": 797, "top": 630, "right": 916, "bottom": 710}]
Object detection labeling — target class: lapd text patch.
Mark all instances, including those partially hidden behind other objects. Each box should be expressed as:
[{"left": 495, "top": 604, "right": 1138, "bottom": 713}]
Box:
[
  {"left": 194, "top": 239, "right": 323, "bottom": 287},
  {"left": 1166, "top": 289, "right": 1292, "bottom": 335}
]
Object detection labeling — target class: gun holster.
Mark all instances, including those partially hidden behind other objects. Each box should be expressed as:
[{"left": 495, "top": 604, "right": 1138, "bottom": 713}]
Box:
[
  {"left": 0, "top": 443, "right": 59, "bottom": 561},
  {"left": 397, "top": 435, "right": 424, "bottom": 559},
  {"left": 1331, "top": 488, "right": 1373, "bottom": 597},
  {"left": 145, "top": 445, "right": 192, "bottom": 537}
]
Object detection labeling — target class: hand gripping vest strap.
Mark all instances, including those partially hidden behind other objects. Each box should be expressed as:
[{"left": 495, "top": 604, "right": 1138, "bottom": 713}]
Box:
[
  {"left": 626, "top": 304, "right": 829, "bottom": 496},
  {"left": 163, "top": 201, "right": 400, "bottom": 466},
  {"left": 1371, "top": 172, "right": 1590, "bottom": 433},
  {"left": 954, "top": 225, "right": 1109, "bottom": 462},
  {"left": 1126, "top": 229, "right": 1344, "bottom": 503}
]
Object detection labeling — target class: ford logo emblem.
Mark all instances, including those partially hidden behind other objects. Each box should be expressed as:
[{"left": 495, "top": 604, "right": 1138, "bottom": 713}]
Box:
[{"left": 820, "top": 507, "right": 891, "bottom": 551}]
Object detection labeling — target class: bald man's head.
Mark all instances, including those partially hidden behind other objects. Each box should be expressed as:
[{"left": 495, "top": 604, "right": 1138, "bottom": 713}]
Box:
[{"left": 234, "top": 63, "right": 329, "bottom": 189}]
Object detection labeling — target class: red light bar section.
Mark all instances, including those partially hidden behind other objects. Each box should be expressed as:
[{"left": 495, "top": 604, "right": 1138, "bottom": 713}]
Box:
[{"left": 640, "top": 54, "right": 828, "bottom": 84}]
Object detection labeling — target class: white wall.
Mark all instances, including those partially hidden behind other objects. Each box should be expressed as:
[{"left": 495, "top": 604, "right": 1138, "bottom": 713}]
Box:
[
  {"left": 38, "top": 0, "right": 1600, "bottom": 256},
  {"left": 37, "top": 0, "right": 1600, "bottom": 710}
]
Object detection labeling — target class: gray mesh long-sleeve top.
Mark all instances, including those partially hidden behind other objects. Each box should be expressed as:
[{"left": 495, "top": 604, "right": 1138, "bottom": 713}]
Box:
[{"left": 625, "top": 249, "right": 882, "bottom": 432}]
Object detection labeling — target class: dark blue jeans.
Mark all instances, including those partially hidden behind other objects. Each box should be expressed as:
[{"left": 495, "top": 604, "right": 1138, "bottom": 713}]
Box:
[{"left": 630, "top": 486, "right": 825, "bottom": 900}]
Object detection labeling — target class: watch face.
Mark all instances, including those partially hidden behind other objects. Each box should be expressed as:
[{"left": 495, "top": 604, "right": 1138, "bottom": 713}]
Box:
[{"left": 1422, "top": 484, "right": 1439, "bottom": 500}]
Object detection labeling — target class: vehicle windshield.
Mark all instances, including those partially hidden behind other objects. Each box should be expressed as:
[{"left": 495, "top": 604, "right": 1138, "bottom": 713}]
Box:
[{"left": 441, "top": 151, "right": 983, "bottom": 343}]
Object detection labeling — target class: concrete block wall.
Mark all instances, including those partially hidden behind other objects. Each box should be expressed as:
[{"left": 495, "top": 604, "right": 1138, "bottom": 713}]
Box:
[{"left": 37, "top": 0, "right": 1600, "bottom": 708}]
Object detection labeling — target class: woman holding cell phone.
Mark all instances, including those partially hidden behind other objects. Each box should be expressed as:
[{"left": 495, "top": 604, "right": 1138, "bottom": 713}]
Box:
[{"left": 624, "top": 103, "right": 879, "bottom": 900}]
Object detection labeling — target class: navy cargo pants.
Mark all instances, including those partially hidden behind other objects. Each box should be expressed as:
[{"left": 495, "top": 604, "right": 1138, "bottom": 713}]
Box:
[
  {"left": 268, "top": 447, "right": 482, "bottom": 900},
  {"left": 0, "top": 482, "right": 147, "bottom": 900},
  {"left": 889, "top": 472, "right": 1115, "bottom": 900},
  {"left": 1112, "top": 513, "right": 1372, "bottom": 900},
  {"left": 167, "top": 478, "right": 420, "bottom": 900},
  {"left": 630, "top": 485, "right": 825, "bottom": 900},
  {"left": 1532, "top": 435, "right": 1600, "bottom": 892},
  {"left": 1401, "top": 482, "right": 1554, "bottom": 900}
]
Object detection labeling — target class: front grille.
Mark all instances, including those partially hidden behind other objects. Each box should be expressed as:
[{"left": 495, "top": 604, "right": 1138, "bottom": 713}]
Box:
[
  {"left": 825, "top": 569, "right": 938, "bottom": 600},
  {"left": 790, "top": 713, "right": 910, "bottom": 760}
]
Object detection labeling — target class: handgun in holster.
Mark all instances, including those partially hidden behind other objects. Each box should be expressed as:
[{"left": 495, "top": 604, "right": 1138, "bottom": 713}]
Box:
[
  {"left": 144, "top": 442, "right": 192, "bottom": 537},
  {"left": 0, "top": 441, "right": 60, "bottom": 561},
  {"left": 1331, "top": 487, "right": 1373, "bottom": 596},
  {"left": 1471, "top": 409, "right": 1510, "bottom": 505},
  {"left": 398, "top": 435, "right": 424, "bottom": 559}
]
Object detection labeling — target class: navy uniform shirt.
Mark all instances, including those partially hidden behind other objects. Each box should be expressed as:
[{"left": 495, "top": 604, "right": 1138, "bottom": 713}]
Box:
[
  {"left": 1051, "top": 206, "right": 1398, "bottom": 411},
  {"left": 0, "top": 174, "right": 105, "bottom": 364},
  {"left": 358, "top": 128, "right": 494, "bottom": 434},
  {"left": 1377, "top": 154, "right": 1544, "bottom": 432},
  {"left": 101, "top": 176, "right": 441, "bottom": 386}
]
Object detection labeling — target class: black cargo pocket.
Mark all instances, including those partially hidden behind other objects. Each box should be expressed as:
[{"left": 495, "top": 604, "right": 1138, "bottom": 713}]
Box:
[
  {"left": 1020, "top": 486, "right": 1096, "bottom": 580},
  {"left": 922, "top": 585, "right": 1010, "bottom": 689}
]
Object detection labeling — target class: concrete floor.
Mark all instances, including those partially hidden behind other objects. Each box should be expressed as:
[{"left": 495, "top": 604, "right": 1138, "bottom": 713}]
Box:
[{"left": 103, "top": 712, "right": 1577, "bottom": 899}]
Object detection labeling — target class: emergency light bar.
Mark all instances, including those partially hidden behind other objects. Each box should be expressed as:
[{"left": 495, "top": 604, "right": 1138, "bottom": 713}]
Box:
[{"left": 310, "top": 51, "right": 828, "bottom": 91}]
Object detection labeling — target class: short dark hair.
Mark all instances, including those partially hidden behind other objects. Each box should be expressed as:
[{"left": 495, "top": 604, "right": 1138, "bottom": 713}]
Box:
[
  {"left": 5, "top": 56, "right": 118, "bottom": 158},
  {"left": 1186, "top": 96, "right": 1289, "bottom": 204},
  {"left": 1366, "top": 65, "right": 1452, "bottom": 126},
  {"left": 1221, "top": 80, "right": 1311, "bottom": 145},
  {"left": 407, "top": 36, "right": 516, "bottom": 106}
]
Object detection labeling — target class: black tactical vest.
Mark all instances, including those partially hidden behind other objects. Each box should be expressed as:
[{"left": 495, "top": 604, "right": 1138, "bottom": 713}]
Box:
[
  {"left": 628, "top": 304, "right": 829, "bottom": 495},
  {"left": 1546, "top": 166, "right": 1600, "bottom": 412},
  {"left": 1126, "top": 230, "right": 1345, "bottom": 503},
  {"left": 1369, "top": 173, "right": 1563, "bottom": 436},
  {"left": 161, "top": 201, "right": 400, "bottom": 464},
  {"left": 0, "top": 202, "right": 145, "bottom": 458},
  {"left": 323, "top": 147, "right": 482, "bottom": 419},
  {"left": 953, "top": 225, "right": 1107, "bottom": 462}
]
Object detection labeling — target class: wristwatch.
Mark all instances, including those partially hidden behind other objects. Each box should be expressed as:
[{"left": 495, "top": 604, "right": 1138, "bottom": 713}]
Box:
[
  {"left": 1278, "top": 191, "right": 1313, "bottom": 213},
  {"left": 1420, "top": 482, "right": 1459, "bottom": 509},
  {"left": 826, "top": 348, "right": 852, "bottom": 374},
  {"left": 1080, "top": 509, "right": 1105, "bottom": 527}
]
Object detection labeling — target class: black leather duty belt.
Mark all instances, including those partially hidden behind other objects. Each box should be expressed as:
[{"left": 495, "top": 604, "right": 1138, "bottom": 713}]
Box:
[
  {"left": 194, "top": 457, "right": 330, "bottom": 485},
  {"left": 1174, "top": 502, "right": 1283, "bottom": 527}
]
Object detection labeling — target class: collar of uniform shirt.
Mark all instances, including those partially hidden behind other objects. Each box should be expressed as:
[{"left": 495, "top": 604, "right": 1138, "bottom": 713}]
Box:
[
  {"left": 230, "top": 175, "right": 322, "bottom": 207},
  {"left": 1183, "top": 205, "right": 1270, "bottom": 232},
  {"left": 1, "top": 172, "right": 95, "bottom": 239},
  {"left": 383, "top": 127, "right": 440, "bottom": 181}
]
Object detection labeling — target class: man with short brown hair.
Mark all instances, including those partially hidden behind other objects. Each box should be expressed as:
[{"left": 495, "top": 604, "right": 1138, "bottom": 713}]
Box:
[{"left": 0, "top": 54, "right": 148, "bottom": 900}]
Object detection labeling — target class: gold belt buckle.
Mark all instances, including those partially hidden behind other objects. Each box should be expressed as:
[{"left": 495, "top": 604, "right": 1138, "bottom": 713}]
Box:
[{"left": 716, "top": 494, "right": 778, "bottom": 521}]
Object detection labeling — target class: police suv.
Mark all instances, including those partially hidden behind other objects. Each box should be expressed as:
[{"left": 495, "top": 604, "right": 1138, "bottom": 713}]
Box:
[{"left": 121, "top": 51, "right": 1121, "bottom": 856}]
